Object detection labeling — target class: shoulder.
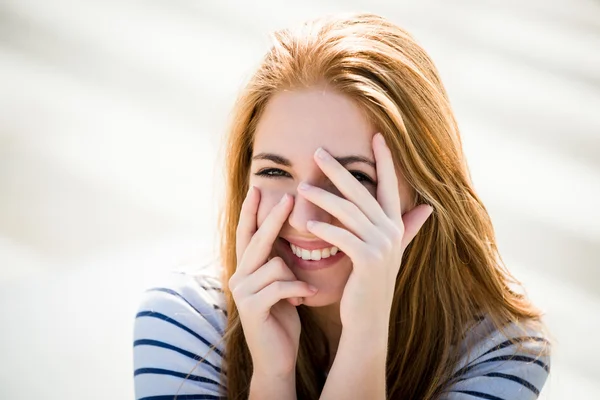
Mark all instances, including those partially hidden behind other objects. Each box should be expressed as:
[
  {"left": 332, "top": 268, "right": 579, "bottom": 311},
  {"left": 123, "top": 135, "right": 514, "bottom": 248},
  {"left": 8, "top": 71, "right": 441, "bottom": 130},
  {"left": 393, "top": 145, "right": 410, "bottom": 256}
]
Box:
[
  {"left": 135, "top": 266, "right": 227, "bottom": 334},
  {"left": 441, "top": 315, "right": 551, "bottom": 400},
  {"left": 133, "top": 267, "right": 228, "bottom": 400}
]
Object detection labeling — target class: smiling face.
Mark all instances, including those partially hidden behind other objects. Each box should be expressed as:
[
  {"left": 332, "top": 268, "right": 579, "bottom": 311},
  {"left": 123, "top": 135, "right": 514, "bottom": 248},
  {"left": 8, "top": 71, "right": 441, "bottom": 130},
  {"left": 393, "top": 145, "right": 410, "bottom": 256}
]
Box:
[{"left": 249, "top": 86, "right": 412, "bottom": 307}]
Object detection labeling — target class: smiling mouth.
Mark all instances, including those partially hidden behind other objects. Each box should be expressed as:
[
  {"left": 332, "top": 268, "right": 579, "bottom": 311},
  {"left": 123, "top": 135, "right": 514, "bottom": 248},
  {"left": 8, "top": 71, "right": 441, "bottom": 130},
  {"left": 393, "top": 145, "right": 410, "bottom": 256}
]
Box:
[{"left": 280, "top": 238, "right": 340, "bottom": 261}]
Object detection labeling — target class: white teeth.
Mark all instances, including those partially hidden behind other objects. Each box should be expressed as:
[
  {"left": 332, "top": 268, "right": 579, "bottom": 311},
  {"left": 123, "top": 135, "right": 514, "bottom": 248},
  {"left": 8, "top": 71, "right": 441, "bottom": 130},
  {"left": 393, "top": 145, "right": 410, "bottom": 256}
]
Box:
[
  {"left": 301, "top": 249, "right": 310, "bottom": 260},
  {"left": 289, "top": 242, "right": 339, "bottom": 260},
  {"left": 310, "top": 250, "right": 321, "bottom": 261}
]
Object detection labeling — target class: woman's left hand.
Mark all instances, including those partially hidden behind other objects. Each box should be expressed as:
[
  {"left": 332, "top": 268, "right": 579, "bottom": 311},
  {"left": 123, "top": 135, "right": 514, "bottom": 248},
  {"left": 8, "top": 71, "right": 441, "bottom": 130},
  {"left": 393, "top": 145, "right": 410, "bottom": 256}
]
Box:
[{"left": 297, "top": 133, "right": 434, "bottom": 336}]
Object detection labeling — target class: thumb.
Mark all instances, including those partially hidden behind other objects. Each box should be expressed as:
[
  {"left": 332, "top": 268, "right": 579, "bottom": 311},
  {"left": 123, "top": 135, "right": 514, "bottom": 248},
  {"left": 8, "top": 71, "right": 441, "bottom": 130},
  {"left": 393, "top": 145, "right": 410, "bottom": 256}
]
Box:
[{"left": 400, "top": 204, "right": 434, "bottom": 249}]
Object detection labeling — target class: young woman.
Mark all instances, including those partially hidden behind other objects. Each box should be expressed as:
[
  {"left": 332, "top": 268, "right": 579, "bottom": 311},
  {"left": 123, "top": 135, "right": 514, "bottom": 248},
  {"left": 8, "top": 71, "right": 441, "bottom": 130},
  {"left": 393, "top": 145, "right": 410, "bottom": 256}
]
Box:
[{"left": 133, "top": 13, "right": 550, "bottom": 400}]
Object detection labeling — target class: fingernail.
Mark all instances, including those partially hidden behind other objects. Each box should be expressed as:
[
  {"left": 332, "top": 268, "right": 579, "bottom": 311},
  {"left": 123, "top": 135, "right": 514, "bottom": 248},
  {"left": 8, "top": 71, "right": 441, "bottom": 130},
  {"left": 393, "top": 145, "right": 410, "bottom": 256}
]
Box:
[
  {"left": 308, "top": 285, "right": 318, "bottom": 293},
  {"left": 279, "top": 193, "right": 289, "bottom": 204},
  {"left": 375, "top": 132, "right": 385, "bottom": 145},
  {"left": 306, "top": 220, "right": 316, "bottom": 229},
  {"left": 247, "top": 185, "right": 254, "bottom": 195},
  {"left": 315, "top": 147, "right": 329, "bottom": 160},
  {"left": 298, "top": 182, "right": 311, "bottom": 191}
]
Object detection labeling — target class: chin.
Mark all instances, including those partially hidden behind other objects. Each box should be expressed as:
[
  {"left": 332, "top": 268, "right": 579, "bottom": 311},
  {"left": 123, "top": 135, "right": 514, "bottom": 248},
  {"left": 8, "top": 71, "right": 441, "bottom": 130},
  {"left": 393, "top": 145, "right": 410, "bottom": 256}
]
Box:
[
  {"left": 302, "top": 293, "right": 341, "bottom": 307},
  {"left": 290, "top": 264, "right": 352, "bottom": 307},
  {"left": 301, "top": 291, "right": 342, "bottom": 307}
]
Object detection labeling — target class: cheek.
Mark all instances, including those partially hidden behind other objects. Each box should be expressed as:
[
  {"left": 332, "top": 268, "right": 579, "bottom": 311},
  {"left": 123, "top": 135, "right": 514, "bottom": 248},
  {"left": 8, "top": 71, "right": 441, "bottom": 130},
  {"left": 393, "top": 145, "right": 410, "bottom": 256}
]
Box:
[{"left": 255, "top": 187, "right": 288, "bottom": 227}]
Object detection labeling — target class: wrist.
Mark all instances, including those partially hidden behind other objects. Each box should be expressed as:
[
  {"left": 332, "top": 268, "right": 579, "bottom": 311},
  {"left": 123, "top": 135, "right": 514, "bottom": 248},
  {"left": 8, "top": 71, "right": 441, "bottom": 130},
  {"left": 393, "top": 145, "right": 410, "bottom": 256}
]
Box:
[
  {"left": 249, "top": 370, "right": 296, "bottom": 400},
  {"left": 341, "top": 319, "right": 389, "bottom": 343},
  {"left": 338, "top": 325, "right": 389, "bottom": 365}
]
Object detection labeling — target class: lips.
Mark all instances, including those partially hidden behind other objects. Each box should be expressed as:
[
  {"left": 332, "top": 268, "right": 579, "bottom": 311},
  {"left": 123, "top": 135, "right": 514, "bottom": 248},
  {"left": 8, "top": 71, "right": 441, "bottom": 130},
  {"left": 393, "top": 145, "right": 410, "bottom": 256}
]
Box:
[
  {"left": 280, "top": 236, "right": 335, "bottom": 249},
  {"left": 278, "top": 237, "right": 345, "bottom": 271}
]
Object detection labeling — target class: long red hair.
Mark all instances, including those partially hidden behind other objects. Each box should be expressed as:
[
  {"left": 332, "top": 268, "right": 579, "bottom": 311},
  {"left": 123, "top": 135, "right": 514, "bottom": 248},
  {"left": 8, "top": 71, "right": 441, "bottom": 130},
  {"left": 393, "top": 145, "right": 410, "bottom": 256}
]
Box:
[{"left": 215, "top": 12, "right": 547, "bottom": 399}]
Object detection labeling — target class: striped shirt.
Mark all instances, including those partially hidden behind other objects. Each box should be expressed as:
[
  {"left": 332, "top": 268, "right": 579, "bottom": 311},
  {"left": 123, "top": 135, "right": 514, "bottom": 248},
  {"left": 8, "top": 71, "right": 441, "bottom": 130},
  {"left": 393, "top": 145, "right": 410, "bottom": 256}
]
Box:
[{"left": 133, "top": 270, "right": 550, "bottom": 400}]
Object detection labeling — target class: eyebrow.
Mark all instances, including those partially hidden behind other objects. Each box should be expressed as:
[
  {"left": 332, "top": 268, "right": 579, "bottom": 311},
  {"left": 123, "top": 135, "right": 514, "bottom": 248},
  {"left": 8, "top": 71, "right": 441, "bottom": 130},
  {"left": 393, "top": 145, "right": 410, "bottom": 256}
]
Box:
[{"left": 252, "top": 152, "right": 375, "bottom": 169}]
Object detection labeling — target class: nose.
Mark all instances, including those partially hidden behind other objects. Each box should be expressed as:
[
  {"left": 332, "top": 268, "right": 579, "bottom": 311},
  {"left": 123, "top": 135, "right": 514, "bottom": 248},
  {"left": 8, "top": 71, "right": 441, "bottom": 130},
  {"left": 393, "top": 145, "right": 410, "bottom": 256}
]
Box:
[{"left": 288, "top": 190, "right": 333, "bottom": 234}]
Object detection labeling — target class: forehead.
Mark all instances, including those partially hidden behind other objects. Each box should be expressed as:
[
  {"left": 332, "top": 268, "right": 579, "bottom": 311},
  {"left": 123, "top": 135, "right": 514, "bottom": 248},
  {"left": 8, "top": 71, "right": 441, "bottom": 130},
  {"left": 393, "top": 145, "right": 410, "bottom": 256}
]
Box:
[{"left": 253, "top": 88, "right": 375, "bottom": 156}]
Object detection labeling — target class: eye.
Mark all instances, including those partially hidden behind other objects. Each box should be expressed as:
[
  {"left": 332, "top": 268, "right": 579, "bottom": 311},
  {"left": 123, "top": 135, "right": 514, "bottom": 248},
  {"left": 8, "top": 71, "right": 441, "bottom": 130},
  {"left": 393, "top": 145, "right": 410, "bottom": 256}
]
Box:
[
  {"left": 254, "top": 168, "right": 291, "bottom": 179},
  {"left": 350, "top": 171, "right": 376, "bottom": 185}
]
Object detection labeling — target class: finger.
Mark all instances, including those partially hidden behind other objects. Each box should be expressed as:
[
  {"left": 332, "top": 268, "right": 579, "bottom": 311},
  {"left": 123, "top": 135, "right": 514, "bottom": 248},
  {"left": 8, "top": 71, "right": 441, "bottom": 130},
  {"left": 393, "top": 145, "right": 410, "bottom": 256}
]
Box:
[
  {"left": 286, "top": 297, "right": 304, "bottom": 306},
  {"left": 297, "top": 182, "right": 380, "bottom": 242},
  {"left": 238, "top": 193, "right": 293, "bottom": 276},
  {"left": 312, "top": 147, "right": 389, "bottom": 227},
  {"left": 236, "top": 186, "right": 260, "bottom": 261},
  {"left": 400, "top": 204, "right": 434, "bottom": 249},
  {"left": 236, "top": 257, "right": 296, "bottom": 296},
  {"left": 306, "top": 220, "right": 366, "bottom": 263},
  {"left": 373, "top": 133, "right": 402, "bottom": 224},
  {"left": 254, "top": 280, "right": 318, "bottom": 313}
]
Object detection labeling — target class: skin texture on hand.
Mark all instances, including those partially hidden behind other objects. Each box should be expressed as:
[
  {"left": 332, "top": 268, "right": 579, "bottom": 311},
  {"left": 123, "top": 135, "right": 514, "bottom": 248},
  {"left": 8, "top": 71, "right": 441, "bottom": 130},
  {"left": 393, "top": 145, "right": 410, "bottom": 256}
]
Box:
[
  {"left": 298, "top": 133, "right": 433, "bottom": 333},
  {"left": 229, "top": 186, "right": 316, "bottom": 397}
]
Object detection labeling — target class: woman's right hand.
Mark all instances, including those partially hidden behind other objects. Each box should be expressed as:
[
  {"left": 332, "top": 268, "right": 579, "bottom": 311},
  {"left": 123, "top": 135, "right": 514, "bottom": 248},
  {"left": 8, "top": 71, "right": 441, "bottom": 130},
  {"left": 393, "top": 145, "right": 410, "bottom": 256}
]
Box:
[{"left": 229, "top": 186, "right": 319, "bottom": 378}]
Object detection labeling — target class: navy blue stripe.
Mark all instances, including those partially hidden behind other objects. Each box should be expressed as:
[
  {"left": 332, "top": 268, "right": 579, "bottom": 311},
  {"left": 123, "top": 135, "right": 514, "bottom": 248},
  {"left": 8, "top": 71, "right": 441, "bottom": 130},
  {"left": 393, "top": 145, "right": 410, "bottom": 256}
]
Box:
[
  {"left": 453, "top": 371, "right": 540, "bottom": 396},
  {"left": 484, "top": 372, "right": 539, "bottom": 396},
  {"left": 450, "top": 390, "right": 505, "bottom": 400},
  {"left": 212, "top": 303, "right": 228, "bottom": 317},
  {"left": 200, "top": 284, "right": 223, "bottom": 293},
  {"left": 134, "top": 367, "right": 221, "bottom": 387},
  {"left": 136, "top": 311, "right": 223, "bottom": 358},
  {"left": 147, "top": 288, "right": 228, "bottom": 319},
  {"left": 139, "top": 394, "right": 222, "bottom": 400},
  {"left": 478, "top": 336, "right": 548, "bottom": 360},
  {"left": 454, "top": 354, "right": 550, "bottom": 381},
  {"left": 451, "top": 339, "right": 550, "bottom": 382},
  {"left": 134, "top": 339, "right": 222, "bottom": 374}
]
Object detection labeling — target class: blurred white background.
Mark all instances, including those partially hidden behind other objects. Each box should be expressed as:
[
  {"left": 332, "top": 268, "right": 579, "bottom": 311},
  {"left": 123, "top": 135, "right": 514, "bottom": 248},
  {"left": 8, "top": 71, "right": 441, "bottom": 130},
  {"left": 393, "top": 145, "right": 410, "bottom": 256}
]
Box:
[{"left": 0, "top": 0, "right": 599, "bottom": 399}]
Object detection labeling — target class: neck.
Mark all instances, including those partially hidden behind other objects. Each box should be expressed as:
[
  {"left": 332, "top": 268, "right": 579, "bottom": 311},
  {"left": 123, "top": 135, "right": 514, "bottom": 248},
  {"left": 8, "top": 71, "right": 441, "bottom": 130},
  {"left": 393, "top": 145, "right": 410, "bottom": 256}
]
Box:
[{"left": 309, "top": 302, "right": 343, "bottom": 371}]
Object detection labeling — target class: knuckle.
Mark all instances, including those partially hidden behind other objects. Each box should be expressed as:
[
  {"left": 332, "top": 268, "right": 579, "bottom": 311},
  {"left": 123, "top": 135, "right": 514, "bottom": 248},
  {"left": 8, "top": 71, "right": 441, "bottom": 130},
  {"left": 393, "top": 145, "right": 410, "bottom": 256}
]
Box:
[
  {"left": 236, "top": 297, "right": 253, "bottom": 313},
  {"left": 389, "top": 224, "right": 403, "bottom": 242},
  {"left": 271, "top": 257, "right": 286, "bottom": 271},
  {"left": 272, "top": 280, "right": 284, "bottom": 295},
  {"left": 272, "top": 258, "right": 294, "bottom": 280},
  {"left": 230, "top": 280, "right": 249, "bottom": 303}
]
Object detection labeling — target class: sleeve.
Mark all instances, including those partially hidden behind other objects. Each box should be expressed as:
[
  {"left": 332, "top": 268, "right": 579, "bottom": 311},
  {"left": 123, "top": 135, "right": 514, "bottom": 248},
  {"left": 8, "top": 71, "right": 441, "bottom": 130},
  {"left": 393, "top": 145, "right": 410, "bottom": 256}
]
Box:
[
  {"left": 133, "top": 274, "right": 227, "bottom": 400},
  {"left": 440, "top": 323, "right": 551, "bottom": 400}
]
